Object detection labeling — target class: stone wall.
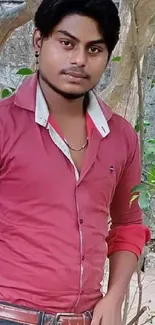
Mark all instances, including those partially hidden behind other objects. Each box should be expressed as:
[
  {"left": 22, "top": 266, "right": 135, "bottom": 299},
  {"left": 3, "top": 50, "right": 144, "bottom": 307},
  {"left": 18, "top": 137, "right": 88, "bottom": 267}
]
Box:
[{"left": 0, "top": 21, "right": 34, "bottom": 90}]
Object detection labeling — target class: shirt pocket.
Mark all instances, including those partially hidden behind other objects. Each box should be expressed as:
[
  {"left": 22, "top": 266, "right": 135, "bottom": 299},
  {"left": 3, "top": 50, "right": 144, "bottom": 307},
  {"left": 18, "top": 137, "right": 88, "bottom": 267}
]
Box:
[{"left": 83, "top": 164, "right": 117, "bottom": 210}]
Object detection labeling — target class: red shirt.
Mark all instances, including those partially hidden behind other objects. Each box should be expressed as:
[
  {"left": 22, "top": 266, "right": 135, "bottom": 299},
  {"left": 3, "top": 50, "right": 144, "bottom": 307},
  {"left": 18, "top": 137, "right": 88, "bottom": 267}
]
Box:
[{"left": 0, "top": 74, "right": 150, "bottom": 313}]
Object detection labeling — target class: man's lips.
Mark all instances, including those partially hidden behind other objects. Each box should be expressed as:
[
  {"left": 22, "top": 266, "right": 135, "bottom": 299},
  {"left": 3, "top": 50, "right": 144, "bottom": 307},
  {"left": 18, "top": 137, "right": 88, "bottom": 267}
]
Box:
[{"left": 63, "top": 71, "right": 88, "bottom": 79}]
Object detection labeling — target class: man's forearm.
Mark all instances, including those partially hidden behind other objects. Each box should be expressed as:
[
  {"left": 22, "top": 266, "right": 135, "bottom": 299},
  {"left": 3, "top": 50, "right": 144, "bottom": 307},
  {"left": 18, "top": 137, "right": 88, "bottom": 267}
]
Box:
[{"left": 106, "top": 251, "right": 138, "bottom": 303}]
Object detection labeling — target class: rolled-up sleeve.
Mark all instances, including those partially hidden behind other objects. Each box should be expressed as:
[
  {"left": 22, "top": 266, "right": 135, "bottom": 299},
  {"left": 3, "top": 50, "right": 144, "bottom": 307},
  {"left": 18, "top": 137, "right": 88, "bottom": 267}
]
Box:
[{"left": 106, "top": 128, "right": 151, "bottom": 258}]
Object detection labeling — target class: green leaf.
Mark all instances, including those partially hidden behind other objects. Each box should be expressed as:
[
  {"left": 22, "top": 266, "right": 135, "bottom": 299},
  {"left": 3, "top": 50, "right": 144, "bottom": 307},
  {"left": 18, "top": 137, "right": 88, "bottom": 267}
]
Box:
[
  {"left": 144, "top": 120, "right": 150, "bottom": 126},
  {"left": 1, "top": 88, "right": 12, "bottom": 98},
  {"left": 135, "top": 120, "right": 150, "bottom": 133},
  {"left": 131, "top": 183, "right": 147, "bottom": 193},
  {"left": 146, "top": 138, "right": 155, "bottom": 144},
  {"left": 144, "top": 144, "right": 155, "bottom": 165},
  {"left": 135, "top": 122, "right": 140, "bottom": 133},
  {"left": 147, "top": 166, "right": 155, "bottom": 184},
  {"left": 16, "top": 68, "right": 33, "bottom": 76},
  {"left": 111, "top": 56, "right": 121, "bottom": 62},
  {"left": 144, "top": 148, "right": 155, "bottom": 157},
  {"left": 138, "top": 192, "right": 150, "bottom": 210},
  {"left": 144, "top": 152, "right": 155, "bottom": 165},
  {"left": 151, "top": 79, "right": 155, "bottom": 88}
]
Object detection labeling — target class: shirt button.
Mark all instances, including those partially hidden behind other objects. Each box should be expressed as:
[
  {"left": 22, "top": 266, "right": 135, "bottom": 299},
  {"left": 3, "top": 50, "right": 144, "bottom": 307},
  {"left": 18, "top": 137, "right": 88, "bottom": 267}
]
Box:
[
  {"left": 82, "top": 256, "right": 85, "bottom": 261},
  {"left": 80, "top": 219, "right": 83, "bottom": 224}
]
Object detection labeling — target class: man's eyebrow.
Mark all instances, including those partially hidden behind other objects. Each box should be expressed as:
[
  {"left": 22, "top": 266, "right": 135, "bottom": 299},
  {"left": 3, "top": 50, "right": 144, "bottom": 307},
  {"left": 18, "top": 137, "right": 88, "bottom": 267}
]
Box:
[
  {"left": 57, "top": 30, "right": 79, "bottom": 42},
  {"left": 57, "top": 30, "right": 105, "bottom": 45}
]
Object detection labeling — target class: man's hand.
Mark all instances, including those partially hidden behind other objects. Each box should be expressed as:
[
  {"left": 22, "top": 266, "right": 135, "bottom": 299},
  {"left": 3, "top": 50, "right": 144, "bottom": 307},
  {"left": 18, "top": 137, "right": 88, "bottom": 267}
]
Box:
[{"left": 91, "top": 295, "right": 122, "bottom": 325}]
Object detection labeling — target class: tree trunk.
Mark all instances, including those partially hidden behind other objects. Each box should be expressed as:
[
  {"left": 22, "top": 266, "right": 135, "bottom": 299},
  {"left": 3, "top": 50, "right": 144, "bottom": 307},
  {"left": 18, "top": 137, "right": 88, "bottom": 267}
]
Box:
[
  {"left": 0, "top": 0, "right": 41, "bottom": 52},
  {"left": 100, "top": 0, "right": 155, "bottom": 125}
]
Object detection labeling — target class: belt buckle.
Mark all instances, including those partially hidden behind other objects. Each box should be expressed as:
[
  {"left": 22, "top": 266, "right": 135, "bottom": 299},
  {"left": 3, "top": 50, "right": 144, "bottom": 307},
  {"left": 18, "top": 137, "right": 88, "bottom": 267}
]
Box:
[
  {"left": 55, "top": 313, "right": 84, "bottom": 325},
  {"left": 55, "top": 313, "right": 76, "bottom": 324},
  {"left": 55, "top": 310, "right": 92, "bottom": 325}
]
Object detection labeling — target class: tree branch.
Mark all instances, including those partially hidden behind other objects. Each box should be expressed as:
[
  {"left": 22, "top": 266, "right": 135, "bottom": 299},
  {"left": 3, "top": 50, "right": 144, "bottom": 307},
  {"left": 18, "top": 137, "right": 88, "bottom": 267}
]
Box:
[
  {"left": 127, "top": 306, "right": 147, "bottom": 325},
  {"left": 129, "top": 0, "right": 145, "bottom": 163}
]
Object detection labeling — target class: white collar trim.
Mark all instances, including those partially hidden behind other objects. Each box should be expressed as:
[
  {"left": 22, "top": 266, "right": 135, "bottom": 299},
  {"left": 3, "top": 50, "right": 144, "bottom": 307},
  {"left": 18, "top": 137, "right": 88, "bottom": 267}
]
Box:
[
  {"left": 88, "top": 91, "right": 110, "bottom": 137},
  {"left": 35, "top": 83, "right": 110, "bottom": 138},
  {"left": 35, "top": 84, "right": 49, "bottom": 127}
]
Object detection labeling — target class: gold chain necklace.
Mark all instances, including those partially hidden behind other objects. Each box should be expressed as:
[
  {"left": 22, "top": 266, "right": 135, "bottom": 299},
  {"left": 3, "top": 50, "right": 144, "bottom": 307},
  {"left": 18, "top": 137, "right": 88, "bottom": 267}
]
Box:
[{"left": 64, "top": 137, "right": 88, "bottom": 152}]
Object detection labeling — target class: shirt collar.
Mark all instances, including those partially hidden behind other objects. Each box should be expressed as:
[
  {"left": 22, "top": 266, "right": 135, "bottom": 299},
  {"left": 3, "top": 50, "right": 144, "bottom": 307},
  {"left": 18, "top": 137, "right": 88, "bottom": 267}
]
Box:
[
  {"left": 14, "top": 73, "right": 112, "bottom": 138},
  {"left": 35, "top": 82, "right": 110, "bottom": 138}
]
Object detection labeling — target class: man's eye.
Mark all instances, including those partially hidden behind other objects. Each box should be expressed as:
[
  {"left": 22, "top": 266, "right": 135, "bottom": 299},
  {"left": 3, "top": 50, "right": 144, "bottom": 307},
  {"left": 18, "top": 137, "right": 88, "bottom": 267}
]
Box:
[
  {"left": 60, "top": 40, "right": 73, "bottom": 48},
  {"left": 88, "top": 47, "right": 101, "bottom": 54}
]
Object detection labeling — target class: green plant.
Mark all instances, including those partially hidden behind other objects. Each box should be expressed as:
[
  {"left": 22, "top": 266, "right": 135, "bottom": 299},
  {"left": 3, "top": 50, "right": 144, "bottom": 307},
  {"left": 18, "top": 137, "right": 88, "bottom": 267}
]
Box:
[
  {"left": 111, "top": 55, "right": 121, "bottom": 62},
  {"left": 0, "top": 68, "right": 33, "bottom": 99},
  {"left": 131, "top": 127, "right": 155, "bottom": 216},
  {"left": 151, "top": 79, "right": 155, "bottom": 89}
]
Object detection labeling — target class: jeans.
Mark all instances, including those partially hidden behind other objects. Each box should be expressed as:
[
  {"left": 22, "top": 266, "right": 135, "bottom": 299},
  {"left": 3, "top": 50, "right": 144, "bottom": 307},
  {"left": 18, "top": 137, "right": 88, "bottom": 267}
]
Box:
[{"left": 0, "top": 320, "right": 24, "bottom": 325}]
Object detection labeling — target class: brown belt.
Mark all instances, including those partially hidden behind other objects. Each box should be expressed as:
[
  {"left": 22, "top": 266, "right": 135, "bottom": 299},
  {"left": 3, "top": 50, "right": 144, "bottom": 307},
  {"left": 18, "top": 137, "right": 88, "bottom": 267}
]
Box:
[{"left": 0, "top": 303, "right": 92, "bottom": 325}]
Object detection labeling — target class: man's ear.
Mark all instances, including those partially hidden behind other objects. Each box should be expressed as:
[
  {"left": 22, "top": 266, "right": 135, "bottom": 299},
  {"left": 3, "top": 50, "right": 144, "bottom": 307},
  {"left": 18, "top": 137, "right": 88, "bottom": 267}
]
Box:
[{"left": 33, "top": 28, "right": 42, "bottom": 52}]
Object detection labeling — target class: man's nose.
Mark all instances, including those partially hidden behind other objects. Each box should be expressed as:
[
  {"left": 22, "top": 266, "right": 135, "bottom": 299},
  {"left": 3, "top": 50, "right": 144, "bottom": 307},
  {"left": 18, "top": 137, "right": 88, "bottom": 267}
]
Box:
[{"left": 69, "top": 46, "right": 87, "bottom": 67}]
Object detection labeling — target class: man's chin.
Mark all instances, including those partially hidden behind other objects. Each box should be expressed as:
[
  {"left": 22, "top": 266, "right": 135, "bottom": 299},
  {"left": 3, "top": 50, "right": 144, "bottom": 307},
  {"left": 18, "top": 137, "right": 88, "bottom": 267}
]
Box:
[
  {"left": 59, "top": 89, "right": 86, "bottom": 100},
  {"left": 39, "top": 71, "right": 88, "bottom": 100},
  {"left": 52, "top": 83, "right": 87, "bottom": 99}
]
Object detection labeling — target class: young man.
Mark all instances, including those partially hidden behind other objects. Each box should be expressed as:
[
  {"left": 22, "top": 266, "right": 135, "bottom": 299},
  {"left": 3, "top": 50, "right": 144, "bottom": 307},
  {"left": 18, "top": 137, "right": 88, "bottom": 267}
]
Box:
[{"left": 0, "top": 1, "right": 150, "bottom": 325}]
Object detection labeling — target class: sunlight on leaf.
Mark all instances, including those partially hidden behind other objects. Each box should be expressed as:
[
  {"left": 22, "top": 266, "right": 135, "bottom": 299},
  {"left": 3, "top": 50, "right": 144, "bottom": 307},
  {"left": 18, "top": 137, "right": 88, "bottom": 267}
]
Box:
[
  {"left": 130, "top": 194, "right": 139, "bottom": 207},
  {"left": 147, "top": 166, "right": 155, "bottom": 184},
  {"left": 146, "top": 138, "right": 155, "bottom": 144}
]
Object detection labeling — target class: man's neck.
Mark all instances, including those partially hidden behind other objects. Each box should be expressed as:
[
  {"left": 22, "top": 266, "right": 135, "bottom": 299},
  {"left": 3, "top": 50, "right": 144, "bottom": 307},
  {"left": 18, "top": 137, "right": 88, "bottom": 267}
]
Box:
[{"left": 38, "top": 75, "right": 86, "bottom": 118}]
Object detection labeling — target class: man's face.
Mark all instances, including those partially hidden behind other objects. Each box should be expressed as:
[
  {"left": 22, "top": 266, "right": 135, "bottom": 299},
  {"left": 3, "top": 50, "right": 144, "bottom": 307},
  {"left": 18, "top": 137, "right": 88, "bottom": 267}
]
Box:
[{"left": 34, "top": 14, "right": 109, "bottom": 96}]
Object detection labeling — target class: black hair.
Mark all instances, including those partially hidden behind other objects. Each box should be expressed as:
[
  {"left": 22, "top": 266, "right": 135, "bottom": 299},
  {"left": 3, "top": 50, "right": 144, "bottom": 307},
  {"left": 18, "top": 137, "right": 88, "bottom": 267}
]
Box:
[{"left": 34, "top": 0, "right": 120, "bottom": 58}]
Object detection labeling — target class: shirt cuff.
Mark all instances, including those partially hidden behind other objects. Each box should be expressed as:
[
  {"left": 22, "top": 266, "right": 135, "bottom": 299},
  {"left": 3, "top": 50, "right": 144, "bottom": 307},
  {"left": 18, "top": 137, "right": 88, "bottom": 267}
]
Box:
[{"left": 106, "top": 224, "right": 151, "bottom": 258}]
